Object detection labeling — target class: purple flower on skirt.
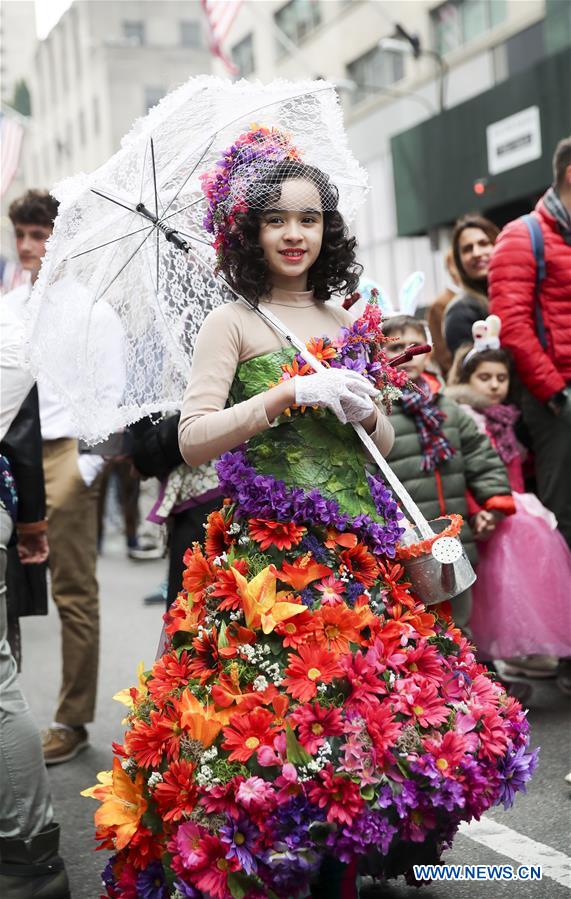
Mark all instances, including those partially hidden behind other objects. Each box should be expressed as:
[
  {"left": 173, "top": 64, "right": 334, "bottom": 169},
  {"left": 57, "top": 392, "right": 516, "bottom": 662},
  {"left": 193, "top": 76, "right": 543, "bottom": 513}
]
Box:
[
  {"left": 299, "top": 533, "right": 329, "bottom": 563},
  {"left": 173, "top": 880, "right": 202, "bottom": 898},
  {"left": 216, "top": 450, "right": 404, "bottom": 559},
  {"left": 345, "top": 580, "right": 365, "bottom": 606},
  {"left": 136, "top": 863, "right": 168, "bottom": 899},
  {"left": 496, "top": 745, "right": 539, "bottom": 810},
  {"left": 431, "top": 777, "right": 466, "bottom": 812},
  {"left": 394, "top": 780, "right": 421, "bottom": 818},
  {"left": 101, "top": 858, "right": 116, "bottom": 890},
  {"left": 220, "top": 816, "right": 259, "bottom": 874},
  {"left": 327, "top": 808, "right": 397, "bottom": 862}
]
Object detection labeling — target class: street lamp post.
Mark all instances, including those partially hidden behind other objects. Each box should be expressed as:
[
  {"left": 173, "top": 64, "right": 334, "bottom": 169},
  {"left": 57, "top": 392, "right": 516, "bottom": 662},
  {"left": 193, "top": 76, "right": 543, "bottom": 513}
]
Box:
[{"left": 379, "top": 27, "right": 448, "bottom": 114}]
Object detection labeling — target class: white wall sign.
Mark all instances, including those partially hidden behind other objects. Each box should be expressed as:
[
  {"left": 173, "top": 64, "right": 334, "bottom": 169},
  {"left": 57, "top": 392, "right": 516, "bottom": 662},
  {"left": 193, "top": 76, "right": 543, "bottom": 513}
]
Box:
[{"left": 486, "top": 106, "right": 542, "bottom": 176}]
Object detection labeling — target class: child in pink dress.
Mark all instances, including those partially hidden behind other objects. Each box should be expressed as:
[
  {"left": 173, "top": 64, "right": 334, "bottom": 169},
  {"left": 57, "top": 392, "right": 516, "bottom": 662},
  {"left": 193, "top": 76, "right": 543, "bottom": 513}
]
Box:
[{"left": 447, "top": 318, "right": 571, "bottom": 662}]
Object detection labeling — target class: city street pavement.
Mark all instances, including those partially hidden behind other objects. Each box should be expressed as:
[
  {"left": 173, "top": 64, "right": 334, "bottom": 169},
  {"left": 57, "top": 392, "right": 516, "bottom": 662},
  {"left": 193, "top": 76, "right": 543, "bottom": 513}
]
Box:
[{"left": 19, "top": 545, "right": 571, "bottom": 899}]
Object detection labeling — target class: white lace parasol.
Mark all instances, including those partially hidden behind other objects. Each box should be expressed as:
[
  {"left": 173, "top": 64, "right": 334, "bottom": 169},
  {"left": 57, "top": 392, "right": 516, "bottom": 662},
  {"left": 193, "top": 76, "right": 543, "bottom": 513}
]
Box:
[{"left": 25, "top": 77, "right": 368, "bottom": 442}]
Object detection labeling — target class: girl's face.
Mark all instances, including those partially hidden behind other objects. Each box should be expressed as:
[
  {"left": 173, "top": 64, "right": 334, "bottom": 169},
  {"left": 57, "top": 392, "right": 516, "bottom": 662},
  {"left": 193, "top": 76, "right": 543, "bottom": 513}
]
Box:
[
  {"left": 258, "top": 178, "right": 324, "bottom": 292},
  {"left": 468, "top": 360, "right": 509, "bottom": 403},
  {"left": 458, "top": 227, "right": 493, "bottom": 281}
]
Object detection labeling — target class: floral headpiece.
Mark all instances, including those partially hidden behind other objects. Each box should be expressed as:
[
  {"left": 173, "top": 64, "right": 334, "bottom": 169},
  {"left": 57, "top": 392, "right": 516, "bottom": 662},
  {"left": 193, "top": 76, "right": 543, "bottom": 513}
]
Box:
[{"left": 201, "top": 125, "right": 303, "bottom": 266}]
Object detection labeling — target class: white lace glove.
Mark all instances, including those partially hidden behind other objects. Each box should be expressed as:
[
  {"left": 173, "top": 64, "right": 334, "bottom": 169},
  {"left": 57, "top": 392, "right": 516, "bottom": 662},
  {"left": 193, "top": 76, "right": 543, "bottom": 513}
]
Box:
[{"left": 293, "top": 368, "right": 378, "bottom": 425}]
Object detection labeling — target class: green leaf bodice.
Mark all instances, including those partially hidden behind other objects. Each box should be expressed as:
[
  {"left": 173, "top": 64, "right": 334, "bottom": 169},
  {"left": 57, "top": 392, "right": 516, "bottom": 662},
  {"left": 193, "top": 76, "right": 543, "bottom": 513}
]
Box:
[{"left": 230, "top": 349, "right": 378, "bottom": 518}]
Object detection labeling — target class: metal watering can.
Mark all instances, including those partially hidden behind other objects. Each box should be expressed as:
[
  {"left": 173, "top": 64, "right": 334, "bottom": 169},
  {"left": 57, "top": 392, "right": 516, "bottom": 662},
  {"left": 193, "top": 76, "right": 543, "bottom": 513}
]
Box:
[{"left": 396, "top": 516, "right": 476, "bottom": 605}]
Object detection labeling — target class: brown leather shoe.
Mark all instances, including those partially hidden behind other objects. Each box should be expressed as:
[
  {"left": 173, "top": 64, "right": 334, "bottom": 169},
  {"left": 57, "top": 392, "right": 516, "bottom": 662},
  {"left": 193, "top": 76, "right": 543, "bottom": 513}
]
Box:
[{"left": 41, "top": 726, "right": 89, "bottom": 765}]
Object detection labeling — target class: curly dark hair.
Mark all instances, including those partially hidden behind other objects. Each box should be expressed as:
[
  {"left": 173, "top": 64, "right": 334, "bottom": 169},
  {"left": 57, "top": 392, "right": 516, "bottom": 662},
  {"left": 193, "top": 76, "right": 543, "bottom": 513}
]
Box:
[
  {"left": 9, "top": 189, "right": 59, "bottom": 228},
  {"left": 219, "top": 160, "right": 362, "bottom": 303}
]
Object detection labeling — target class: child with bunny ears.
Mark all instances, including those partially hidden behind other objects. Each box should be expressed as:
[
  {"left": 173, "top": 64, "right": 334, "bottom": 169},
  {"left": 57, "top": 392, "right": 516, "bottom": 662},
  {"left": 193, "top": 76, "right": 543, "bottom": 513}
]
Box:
[
  {"left": 447, "top": 316, "right": 571, "bottom": 667},
  {"left": 382, "top": 314, "right": 516, "bottom": 633}
]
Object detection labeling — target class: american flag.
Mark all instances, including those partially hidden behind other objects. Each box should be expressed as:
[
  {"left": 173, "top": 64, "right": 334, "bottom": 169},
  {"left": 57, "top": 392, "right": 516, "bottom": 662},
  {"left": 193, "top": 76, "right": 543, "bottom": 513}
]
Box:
[
  {"left": 200, "top": 0, "right": 243, "bottom": 74},
  {"left": 0, "top": 111, "right": 25, "bottom": 198}
]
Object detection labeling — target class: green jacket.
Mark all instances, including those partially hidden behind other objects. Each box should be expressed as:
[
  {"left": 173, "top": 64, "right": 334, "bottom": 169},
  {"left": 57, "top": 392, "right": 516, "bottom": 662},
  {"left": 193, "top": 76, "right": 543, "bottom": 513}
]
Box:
[{"left": 386, "top": 376, "right": 512, "bottom": 564}]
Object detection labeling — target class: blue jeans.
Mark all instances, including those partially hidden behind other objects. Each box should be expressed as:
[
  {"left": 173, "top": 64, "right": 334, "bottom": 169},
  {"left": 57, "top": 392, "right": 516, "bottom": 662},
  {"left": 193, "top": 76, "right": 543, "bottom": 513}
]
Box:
[{"left": 0, "top": 507, "right": 53, "bottom": 838}]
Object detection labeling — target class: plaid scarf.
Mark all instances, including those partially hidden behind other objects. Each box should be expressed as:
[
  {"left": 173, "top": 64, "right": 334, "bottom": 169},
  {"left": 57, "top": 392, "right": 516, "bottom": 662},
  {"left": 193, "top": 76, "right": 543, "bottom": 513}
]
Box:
[
  {"left": 482, "top": 403, "right": 521, "bottom": 466},
  {"left": 544, "top": 186, "right": 571, "bottom": 245},
  {"left": 400, "top": 377, "right": 456, "bottom": 472}
]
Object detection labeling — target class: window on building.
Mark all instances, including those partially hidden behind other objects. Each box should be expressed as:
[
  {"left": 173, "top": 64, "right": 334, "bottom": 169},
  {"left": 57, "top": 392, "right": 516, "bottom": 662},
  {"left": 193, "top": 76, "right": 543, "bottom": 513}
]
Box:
[
  {"left": 232, "top": 33, "right": 255, "bottom": 77},
  {"left": 431, "top": 0, "right": 506, "bottom": 55},
  {"left": 346, "top": 44, "right": 405, "bottom": 105},
  {"left": 144, "top": 86, "right": 165, "bottom": 114},
  {"left": 505, "top": 20, "right": 545, "bottom": 77},
  {"left": 123, "top": 20, "right": 146, "bottom": 46},
  {"left": 93, "top": 95, "right": 100, "bottom": 135},
  {"left": 78, "top": 109, "right": 86, "bottom": 146},
  {"left": 71, "top": 6, "right": 82, "bottom": 78},
  {"left": 180, "top": 19, "right": 202, "bottom": 47},
  {"left": 274, "top": 0, "right": 321, "bottom": 54}
]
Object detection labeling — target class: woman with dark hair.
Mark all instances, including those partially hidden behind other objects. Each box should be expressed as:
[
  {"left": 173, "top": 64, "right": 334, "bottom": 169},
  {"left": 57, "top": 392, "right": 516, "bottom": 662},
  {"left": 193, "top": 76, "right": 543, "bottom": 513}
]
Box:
[
  {"left": 444, "top": 214, "right": 500, "bottom": 355},
  {"left": 91, "top": 128, "right": 536, "bottom": 899}
]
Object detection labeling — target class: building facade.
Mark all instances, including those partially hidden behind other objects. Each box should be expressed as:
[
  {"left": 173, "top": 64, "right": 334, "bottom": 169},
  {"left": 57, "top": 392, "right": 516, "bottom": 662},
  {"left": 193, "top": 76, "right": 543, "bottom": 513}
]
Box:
[
  {"left": 0, "top": 0, "right": 36, "bottom": 109},
  {"left": 216, "top": 0, "right": 570, "bottom": 306},
  {"left": 23, "top": 0, "right": 212, "bottom": 189}
]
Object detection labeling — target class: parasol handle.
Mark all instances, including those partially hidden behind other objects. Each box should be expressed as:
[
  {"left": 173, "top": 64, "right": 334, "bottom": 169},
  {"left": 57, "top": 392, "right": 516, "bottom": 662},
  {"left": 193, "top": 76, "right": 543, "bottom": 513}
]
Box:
[{"left": 250, "top": 301, "right": 434, "bottom": 539}]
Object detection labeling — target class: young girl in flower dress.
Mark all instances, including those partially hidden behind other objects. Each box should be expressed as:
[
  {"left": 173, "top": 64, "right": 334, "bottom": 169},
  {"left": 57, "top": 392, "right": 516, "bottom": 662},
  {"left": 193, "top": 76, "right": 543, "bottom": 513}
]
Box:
[
  {"left": 87, "top": 129, "right": 537, "bottom": 899},
  {"left": 447, "top": 325, "right": 571, "bottom": 663}
]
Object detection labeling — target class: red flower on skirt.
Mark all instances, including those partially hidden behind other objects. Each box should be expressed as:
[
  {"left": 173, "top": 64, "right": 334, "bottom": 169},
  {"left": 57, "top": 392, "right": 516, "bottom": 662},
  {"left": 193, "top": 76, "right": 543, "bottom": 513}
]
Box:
[
  {"left": 248, "top": 519, "right": 306, "bottom": 551},
  {"left": 307, "top": 764, "right": 364, "bottom": 825},
  {"left": 154, "top": 759, "right": 198, "bottom": 822},
  {"left": 339, "top": 544, "right": 379, "bottom": 587},
  {"left": 282, "top": 644, "right": 343, "bottom": 703},
  {"left": 221, "top": 707, "right": 276, "bottom": 762}
]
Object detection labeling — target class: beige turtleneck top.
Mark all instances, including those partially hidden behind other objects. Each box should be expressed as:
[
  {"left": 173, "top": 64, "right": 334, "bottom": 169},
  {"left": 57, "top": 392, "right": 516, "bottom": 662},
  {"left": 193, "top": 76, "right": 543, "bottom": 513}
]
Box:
[{"left": 179, "top": 288, "right": 395, "bottom": 466}]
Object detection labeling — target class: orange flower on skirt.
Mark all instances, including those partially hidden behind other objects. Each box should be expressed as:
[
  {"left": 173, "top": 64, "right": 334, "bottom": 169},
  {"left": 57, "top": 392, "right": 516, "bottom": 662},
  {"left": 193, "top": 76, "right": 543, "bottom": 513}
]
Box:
[
  {"left": 90, "top": 757, "right": 147, "bottom": 850},
  {"left": 277, "top": 556, "right": 332, "bottom": 591},
  {"left": 248, "top": 519, "right": 306, "bottom": 551},
  {"left": 339, "top": 543, "right": 379, "bottom": 588},
  {"left": 310, "top": 603, "right": 363, "bottom": 654},
  {"left": 182, "top": 545, "right": 215, "bottom": 601},
  {"left": 204, "top": 508, "right": 234, "bottom": 560}
]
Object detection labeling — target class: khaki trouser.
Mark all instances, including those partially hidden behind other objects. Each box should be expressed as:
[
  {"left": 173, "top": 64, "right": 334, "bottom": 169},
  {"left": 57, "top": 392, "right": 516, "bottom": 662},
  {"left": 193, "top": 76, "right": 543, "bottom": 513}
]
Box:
[{"left": 43, "top": 439, "right": 100, "bottom": 726}]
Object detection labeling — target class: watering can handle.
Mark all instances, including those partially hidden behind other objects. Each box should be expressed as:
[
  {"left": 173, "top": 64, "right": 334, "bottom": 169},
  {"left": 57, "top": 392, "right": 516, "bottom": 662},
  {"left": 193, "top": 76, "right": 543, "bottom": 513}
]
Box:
[{"left": 250, "top": 302, "right": 434, "bottom": 540}]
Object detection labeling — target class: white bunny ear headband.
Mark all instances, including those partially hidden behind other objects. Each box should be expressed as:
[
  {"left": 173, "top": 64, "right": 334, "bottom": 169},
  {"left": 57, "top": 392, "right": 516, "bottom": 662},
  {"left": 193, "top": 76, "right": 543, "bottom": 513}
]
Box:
[
  {"left": 348, "top": 271, "right": 425, "bottom": 320},
  {"left": 462, "top": 315, "right": 502, "bottom": 367}
]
